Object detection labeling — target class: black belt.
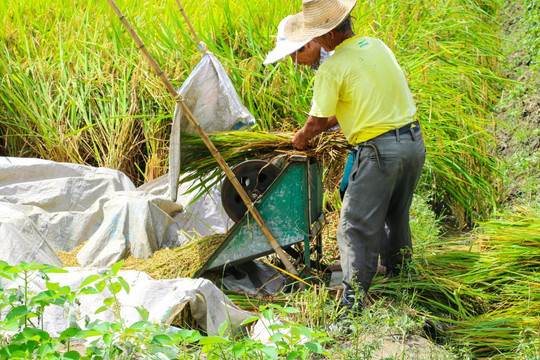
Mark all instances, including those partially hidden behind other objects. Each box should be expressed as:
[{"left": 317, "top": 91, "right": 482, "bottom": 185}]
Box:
[
  {"left": 353, "top": 121, "right": 421, "bottom": 171},
  {"left": 376, "top": 120, "right": 420, "bottom": 138}
]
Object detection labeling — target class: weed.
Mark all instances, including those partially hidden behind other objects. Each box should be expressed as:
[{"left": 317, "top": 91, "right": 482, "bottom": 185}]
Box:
[{"left": 0, "top": 261, "right": 332, "bottom": 359}]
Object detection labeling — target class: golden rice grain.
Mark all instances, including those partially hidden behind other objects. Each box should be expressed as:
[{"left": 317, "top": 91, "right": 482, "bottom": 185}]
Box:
[{"left": 122, "top": 234, "right": 227, "bottom": 279}]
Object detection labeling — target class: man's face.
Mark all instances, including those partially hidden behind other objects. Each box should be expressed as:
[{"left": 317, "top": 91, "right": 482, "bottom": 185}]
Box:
[
  {"left": 290, "top": 40, "right": 321, "bottom": 66},
  {"left": 314, "top": 32, "right": 334, "bottom": 52}
]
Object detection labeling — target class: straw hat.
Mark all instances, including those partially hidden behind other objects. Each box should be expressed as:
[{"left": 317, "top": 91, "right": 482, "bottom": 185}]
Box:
[
  {"left": 284, "top": 0, "right": 357, "bottom": 42},
  {"left": 263, "top": 16, "right": 311, "bottom": 65}
]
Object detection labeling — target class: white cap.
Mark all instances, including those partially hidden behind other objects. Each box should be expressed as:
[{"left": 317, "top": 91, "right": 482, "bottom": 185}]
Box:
[{"left": 263, "top": 16, "right": 311, "bottom": 65}]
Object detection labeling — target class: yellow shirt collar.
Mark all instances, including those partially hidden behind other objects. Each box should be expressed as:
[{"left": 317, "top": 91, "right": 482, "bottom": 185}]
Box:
[{"left": 334, "top": 35, "right": 362, "bottom": 52}]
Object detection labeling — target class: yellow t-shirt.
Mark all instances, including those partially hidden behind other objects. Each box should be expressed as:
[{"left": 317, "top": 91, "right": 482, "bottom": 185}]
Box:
[{"left": 310, "top": 36, "right": 416, "bottom": 144}]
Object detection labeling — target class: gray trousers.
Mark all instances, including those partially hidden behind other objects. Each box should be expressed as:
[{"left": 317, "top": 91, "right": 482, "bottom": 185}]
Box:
[{"left": 338, "top": 126, "right": 426, "bottom": 293}]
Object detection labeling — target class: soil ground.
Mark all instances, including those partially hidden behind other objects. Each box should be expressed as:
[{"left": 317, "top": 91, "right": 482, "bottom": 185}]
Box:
[{"left": 496, "top": 1, "right": 540, "bottom": 204}]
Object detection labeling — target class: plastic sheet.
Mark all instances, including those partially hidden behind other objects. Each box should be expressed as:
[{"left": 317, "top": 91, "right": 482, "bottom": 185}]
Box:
[
  {"left": 0, "top": 269, "right": 252, "bottom": 335},
  {"left": 169, "top": 51, "right": 255, "bottom": 201},
  {"left": 0, "top": 157, "right": 247, "bottom": 333},
  {"left": 0, "top": 157, "right": 232, "bottom": 267}
]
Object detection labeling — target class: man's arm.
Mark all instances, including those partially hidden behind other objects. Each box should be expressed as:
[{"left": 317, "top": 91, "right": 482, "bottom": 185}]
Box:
[
  {"left": 326, "top": 115, "right": 338, "bottom": 130},
  {"left": 292, "top": 115, "right": 329, "bottom": 150}
]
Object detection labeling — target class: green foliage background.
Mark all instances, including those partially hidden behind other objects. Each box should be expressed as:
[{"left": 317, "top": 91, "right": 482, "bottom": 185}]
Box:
[{"left": 0, "top": 0, "right": 509, "bottom": 225}]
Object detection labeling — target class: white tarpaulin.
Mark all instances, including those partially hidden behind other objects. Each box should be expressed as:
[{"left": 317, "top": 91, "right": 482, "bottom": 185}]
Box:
[
  {"left": 139, "top": 172, "right": 233, "bottom": 238},
  {"left": 0, "top": 269, "right": 252, "bottom": 335},
  {"left": 0, "top": 156, "right": 249, "bottom": 333},
  {"left": 0, "top": 156, "right": 232, "bottom": 267},
  {"left": 169, "top": 51, "right": 255, "bottom": 201}
]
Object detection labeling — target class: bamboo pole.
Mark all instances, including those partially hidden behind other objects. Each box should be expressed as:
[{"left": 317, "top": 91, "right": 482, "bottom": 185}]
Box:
[
  {"left": 105, "top": 0, "right": 300, "bottom": 278},
  {"left": 175, "top": 0, "right": 205, "bottom": 52}
]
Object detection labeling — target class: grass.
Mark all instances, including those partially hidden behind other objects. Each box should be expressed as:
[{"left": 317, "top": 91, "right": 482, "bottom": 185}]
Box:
[{"left": 495, "top": 0, "right": 540, "bottom": 210}]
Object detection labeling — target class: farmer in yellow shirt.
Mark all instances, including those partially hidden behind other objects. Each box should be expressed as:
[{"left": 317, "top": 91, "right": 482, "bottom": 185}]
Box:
[{"left": 286, "top": 0, "right": 426, "bottom": 312}]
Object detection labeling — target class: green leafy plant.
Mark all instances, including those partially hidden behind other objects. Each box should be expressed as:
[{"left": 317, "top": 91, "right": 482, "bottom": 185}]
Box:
[
  {"left": 0, "top": 261, "right": 71, "bottom": 359},
  {"left": 0, "top": 261, "right": 334, "bottom": 359}
]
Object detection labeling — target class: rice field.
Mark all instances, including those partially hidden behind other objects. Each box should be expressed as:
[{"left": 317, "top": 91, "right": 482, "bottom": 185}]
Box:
[
  {"left": 0, "top": 0, "right": 506, "bottom": 225},
  {"left": 1, "top": 0, "right": 538, "bottom": 358}
]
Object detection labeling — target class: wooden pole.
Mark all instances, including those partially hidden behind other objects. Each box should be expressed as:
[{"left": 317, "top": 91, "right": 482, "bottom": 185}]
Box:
[
  {"left": 175, "top": 0, "right": 203, "bottom": 49},
  {"left": 105, "top": 0, "right": 300, "bottom": 278}
]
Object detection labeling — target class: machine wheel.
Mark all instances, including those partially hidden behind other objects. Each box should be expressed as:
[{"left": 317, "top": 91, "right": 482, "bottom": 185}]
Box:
[{"left": 221, "top": 160, "right": 281, "bottom": 222}]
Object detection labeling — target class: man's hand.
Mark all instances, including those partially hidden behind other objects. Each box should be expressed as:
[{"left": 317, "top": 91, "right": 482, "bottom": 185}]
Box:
[
  {"left": 292, "top": 129, "right": 309, "bottom": 150},
  {"left": 291, "top": 115, "right": 329, "bottom": 150}
]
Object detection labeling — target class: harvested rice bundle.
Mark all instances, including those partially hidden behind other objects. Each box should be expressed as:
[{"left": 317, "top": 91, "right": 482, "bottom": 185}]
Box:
[
  {"left": 372, "top": 207, "right": 540, "bottom": 357},
  {"left": 179, "top": 130, "right": 350, "bottom": 194}
]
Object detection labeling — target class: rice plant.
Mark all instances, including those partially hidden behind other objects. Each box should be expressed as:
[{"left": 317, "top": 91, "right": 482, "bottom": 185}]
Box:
[
  {"left": 1, "top": 1, "right": 538, "bottom": 358},
  {"left": 0, "top": 0, "right": 507, "bottom": 223}
]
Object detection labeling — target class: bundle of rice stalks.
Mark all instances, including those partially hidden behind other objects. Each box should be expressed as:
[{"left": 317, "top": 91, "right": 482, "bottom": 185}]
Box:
[
  {"left": 122, "top": 234, "right": 227, "bottom": 279},
  {"left": 373, "top": 207, "right": 540, "bottom": 357},
  {"left": 372, "top": 248, "right": 495, "bottom": 320},
  {"left": 447, "top": 208, "right": 540, "bottom": 357},
  {"left": 179, "top": 130, "right": 350, "bottom": 196},
  {"left": 450, "top": 312, "right": 540, "bottom": 358}
]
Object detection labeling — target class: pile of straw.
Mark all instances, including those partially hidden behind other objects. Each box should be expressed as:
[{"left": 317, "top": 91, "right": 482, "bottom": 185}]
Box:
[
  {"left": 57, "top": 235, "right": 227, "bottom": 279},
  {"left": 57, "top": 242, "right": 87, "bottom": 267},
  {"left": 122, "top": 234, "right": 227, "bottom": 279}
]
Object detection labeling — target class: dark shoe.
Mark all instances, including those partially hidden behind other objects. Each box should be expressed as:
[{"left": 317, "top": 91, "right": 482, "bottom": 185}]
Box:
[
  {"left": 328, "top": 282, "right": 365, "bottom": 335},
  {"left": 385, "top": 260, "right": 415, "bottom": 280},
  {"left": 339, "top": 281, "right": 365, "bottom": 315},
  {"left": 384, "top": 267, "right": 401, "bottom": 279}
]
